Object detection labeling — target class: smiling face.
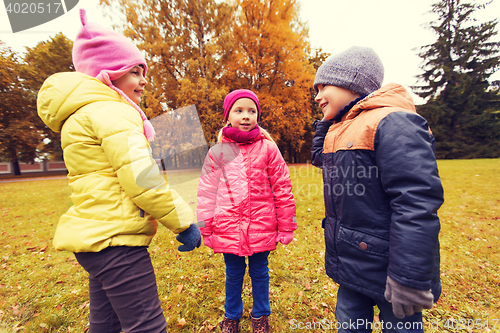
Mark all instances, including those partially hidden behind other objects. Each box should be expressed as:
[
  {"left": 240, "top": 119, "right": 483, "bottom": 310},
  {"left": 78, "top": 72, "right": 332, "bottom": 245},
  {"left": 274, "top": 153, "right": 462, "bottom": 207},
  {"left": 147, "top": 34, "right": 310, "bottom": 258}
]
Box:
[
  {"left": 226, "top": 98, "right": 259, "bottom": 132},
  {"left": 111, "top": 65, "right": 147, "bottom": 104},
  {"left": 315, "top": 84, "right": 360, "bottom": 121}
]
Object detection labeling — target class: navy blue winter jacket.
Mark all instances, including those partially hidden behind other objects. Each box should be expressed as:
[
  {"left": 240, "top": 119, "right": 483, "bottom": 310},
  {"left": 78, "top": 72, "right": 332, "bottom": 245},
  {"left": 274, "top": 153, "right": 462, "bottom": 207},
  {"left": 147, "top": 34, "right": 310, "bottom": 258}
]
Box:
[{"left": 311, "top": 83, "right": 443, "bottom": 302}]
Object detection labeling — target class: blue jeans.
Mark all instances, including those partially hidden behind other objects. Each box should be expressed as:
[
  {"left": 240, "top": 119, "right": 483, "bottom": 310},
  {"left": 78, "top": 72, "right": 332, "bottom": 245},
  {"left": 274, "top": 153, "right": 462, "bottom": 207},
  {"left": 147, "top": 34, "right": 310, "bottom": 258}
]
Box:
[
  {"left": 335, "top": 285, "right": 424, "bottom": 333},
  {"left": 223, "top": 251, "right": 271, "bottom": 320}
]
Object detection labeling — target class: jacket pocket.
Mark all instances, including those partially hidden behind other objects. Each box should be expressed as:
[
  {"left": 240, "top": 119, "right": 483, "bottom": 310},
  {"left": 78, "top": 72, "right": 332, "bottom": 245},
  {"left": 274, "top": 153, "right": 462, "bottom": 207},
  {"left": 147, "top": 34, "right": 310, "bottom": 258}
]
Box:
[
  {"left": 336, "top": 226, "right": 390, "bottom": 298},
  {"left": 337, "top": 226, "right": 389, "bottom": 258}
]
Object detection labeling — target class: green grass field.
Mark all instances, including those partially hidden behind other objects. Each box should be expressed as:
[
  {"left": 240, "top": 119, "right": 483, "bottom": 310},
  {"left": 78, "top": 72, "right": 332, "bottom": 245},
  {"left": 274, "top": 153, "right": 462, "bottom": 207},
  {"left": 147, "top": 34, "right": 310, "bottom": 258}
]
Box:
[{"left": 0, "top": 160, "right": 499, "bottom": 332}]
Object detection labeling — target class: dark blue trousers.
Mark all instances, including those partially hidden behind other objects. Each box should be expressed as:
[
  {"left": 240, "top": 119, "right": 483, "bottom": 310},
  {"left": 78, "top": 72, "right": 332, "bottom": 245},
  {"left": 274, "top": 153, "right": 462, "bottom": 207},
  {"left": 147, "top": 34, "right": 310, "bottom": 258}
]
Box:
[
  {"left": 74, "top": 246, "right": 168, "bottom": 333},
  {"left": 335, "top": 285, "right": 424, "bottom": 333},
  {"left": 223, "top": 251, "right": 271, "bottom": 320}
]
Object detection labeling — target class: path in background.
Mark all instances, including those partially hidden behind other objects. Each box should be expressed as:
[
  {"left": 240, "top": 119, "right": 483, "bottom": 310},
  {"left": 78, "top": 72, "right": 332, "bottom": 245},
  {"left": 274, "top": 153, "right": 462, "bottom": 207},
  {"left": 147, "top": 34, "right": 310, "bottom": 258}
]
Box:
[
  {"left": 0, "top": 168, "right": 202, "bottom": 183},
  {"left": 0, "top": 175, "right": 68, "bottom": 183}
]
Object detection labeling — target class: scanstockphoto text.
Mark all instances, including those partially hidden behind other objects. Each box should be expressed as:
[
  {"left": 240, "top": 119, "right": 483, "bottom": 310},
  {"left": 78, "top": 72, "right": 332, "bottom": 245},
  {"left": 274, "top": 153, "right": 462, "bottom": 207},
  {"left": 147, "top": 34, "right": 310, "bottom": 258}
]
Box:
[
  {"left": 291, "top": 163, "right": 379, "bottom": 199},
  {"left": 289, "top": 318, "right": 500, "bottom": 331},
  {"left": 289, "top": 318, "right": 425, "bottom": 331}
]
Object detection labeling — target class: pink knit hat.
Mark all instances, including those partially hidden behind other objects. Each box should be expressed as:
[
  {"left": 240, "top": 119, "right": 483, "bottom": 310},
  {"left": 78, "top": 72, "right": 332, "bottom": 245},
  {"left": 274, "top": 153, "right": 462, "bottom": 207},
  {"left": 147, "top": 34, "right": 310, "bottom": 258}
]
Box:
[
  {"left": 72, "top": 9, "right": 155, "bottom": 141},
  {"left": 223, "top": 89, "right": 261, "bottom": 122}
]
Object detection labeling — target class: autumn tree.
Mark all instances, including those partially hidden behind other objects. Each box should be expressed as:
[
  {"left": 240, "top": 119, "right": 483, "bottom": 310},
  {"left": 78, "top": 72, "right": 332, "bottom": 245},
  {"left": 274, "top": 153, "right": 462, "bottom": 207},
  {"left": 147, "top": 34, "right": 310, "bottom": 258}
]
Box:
[
  {"left": 22, "top": 33, "right": 74, "bottom": 161},
  {"left": 99, "top": 0, "right": 234, "bottom": 157},
  {"left": 302, "top": 47, "right": 330, "bottom": 162},
  {"left": 98, "top": 0, "right": 316, "bottom": 163},
  {"left": 0, "top": 44, "right": 40, "bottom": 174},
  {"left": 0, "top": 35, "right": 73, "bottom": 174},
  {"left": 223, "top": 0, "right": 315, "bottom": 162},
  {"left": 308, "top": 47, "right": 331, "bottom": 125},
  {"left": 414, "top": 0, "right": 500, "bottom": 158}
]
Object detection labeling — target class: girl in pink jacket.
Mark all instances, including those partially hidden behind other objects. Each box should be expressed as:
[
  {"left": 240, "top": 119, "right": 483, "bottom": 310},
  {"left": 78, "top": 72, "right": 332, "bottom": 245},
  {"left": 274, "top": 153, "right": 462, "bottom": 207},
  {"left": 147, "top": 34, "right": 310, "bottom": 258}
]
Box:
[{"left": 197, "top": 89, "right": 296, "bottom": 333}]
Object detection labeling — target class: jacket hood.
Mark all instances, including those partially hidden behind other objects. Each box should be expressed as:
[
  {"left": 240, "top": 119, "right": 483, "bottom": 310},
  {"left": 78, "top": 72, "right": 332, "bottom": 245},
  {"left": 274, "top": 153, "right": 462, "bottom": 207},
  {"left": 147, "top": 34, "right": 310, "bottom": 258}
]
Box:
[
  {"left": 37, "top": 71, "right": 122, "bottom": 132},
  {"left": 345, "top": 83, "right": 416, "bottom": 121}
]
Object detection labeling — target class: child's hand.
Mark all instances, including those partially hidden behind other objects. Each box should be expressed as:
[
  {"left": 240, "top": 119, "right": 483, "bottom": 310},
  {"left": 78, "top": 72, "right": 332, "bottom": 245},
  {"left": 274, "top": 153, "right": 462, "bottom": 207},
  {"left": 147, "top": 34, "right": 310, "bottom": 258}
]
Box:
[
  {"left": 384, "top": 276, "right": 434, "bottom": 318},
  {"left": 176, "top": 224, "right": 201, "bottom": 252},
  {"left": 277, "top": 231, "right": 294, "bottom": 245},
  {"left": 202, "top": 235, "right": 213, "bottom": 249}
]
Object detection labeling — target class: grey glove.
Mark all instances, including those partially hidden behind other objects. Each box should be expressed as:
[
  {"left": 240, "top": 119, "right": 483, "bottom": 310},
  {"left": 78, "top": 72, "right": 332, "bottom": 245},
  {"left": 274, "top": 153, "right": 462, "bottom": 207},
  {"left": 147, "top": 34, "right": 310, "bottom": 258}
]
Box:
[{"left": 384, "top": 276, "right": 434, "bottom": 319}]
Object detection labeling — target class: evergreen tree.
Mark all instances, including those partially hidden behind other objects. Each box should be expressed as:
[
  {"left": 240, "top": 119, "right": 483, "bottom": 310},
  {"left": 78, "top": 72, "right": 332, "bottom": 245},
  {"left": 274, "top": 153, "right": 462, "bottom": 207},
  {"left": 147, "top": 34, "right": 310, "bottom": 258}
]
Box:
[{"left": 413, "top": 0, "right": 500, "bottom": 159}]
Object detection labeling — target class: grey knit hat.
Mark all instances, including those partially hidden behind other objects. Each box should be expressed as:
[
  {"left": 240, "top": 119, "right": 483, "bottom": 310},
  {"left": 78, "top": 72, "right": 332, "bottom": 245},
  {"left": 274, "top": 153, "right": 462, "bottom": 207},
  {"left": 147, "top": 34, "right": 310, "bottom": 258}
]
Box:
[{"left": 314, "top": 46, "right": 384, "bottom": 95}]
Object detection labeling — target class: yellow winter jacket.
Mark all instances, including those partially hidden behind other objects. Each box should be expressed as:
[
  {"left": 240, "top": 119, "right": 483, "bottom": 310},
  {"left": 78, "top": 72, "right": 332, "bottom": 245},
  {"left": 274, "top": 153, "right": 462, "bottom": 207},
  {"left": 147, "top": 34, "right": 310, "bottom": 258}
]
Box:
[{"left": 37, "top": 72, "right": 193, "bottom": 252}]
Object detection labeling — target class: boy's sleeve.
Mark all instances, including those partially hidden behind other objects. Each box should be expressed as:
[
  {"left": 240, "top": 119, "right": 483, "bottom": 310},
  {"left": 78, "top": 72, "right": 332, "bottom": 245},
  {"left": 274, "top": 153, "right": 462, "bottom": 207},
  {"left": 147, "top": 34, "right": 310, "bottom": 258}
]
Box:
[
  {"left": 267, "top": 144, "right": 297, "bottom": 232},
  {"left": 90, "top": 103, "right": 193, "bottom": 234},
  {"left": 311, "top": 120, "right": 333, "bottom": 168},
  {"left": 374, "top": 111, "right": 444, "bottom": 291},
  {"left": 196, "top": 148, "right": 221, "bottom": 236}
]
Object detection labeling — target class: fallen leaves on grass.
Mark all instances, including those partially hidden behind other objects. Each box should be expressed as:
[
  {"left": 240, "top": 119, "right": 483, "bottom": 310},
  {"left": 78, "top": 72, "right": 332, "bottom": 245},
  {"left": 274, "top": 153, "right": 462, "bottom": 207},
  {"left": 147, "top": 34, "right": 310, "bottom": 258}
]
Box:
[
  {"left": 177, "top": 318, "right": 187, "bottom": 327},
  {"left": 177, "top": 284, "right": 184, "bottom": 294},
  {"left": 0, "top": 163, "right": 499, "bottom": 332}
]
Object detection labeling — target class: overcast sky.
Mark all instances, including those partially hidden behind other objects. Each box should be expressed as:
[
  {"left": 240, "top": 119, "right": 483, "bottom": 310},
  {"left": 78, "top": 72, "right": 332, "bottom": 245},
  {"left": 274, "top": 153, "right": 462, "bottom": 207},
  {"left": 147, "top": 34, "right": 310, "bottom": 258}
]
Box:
[{"left": 1, "top": 0, "right": 499, "bottom": 104}]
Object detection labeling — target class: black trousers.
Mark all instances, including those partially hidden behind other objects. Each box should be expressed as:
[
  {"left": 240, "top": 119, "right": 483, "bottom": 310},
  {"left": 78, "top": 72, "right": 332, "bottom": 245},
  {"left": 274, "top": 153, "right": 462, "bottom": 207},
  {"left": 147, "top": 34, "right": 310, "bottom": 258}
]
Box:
[{"left": 75, "top": 246, "right": 168, "bottom": 333}]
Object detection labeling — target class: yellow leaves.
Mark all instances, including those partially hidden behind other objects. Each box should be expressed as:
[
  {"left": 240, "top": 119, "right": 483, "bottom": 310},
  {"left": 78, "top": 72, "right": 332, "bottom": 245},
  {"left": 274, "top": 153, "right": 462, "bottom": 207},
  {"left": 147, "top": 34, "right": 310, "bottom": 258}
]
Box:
[
  {"left": 12, "top": 305, "right": 20, "bottom": 316},
  {"left": 177, "top": 317, "right": 187, "bottom": 327},
  {"left": 12, "top": 322, "right": 24, "bottom": 332},
  {"left": 177, "top": 283, "right": 184, "bottom": 294},
  {"left": 297, "top": 290, "right": 304, "bottom": 302},
  {"left": 79, "top": 302, "right": 89, "bottom": 310},
  {"left": 200, "top": 320, "right": 216, "bottom": 331},
  {"left": 304, "top": 280, "right": 311, "bottom": 290}
]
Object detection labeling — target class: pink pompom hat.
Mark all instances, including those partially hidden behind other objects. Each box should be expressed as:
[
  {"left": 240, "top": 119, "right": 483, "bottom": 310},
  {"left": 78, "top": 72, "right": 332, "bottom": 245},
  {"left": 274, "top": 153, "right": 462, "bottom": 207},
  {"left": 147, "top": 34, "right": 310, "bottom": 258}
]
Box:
[{"left": 72, "top": 9, "right": 155, "bottom": 141}]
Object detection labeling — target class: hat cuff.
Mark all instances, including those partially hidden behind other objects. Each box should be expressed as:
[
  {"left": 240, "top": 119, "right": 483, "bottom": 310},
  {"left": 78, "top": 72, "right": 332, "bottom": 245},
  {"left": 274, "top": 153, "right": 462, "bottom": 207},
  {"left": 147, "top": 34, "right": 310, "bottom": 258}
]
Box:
[
  {"left": 96, "top": 66, "right": 136, "bottom": 86},
  {"left": 223, "top": 90, "right": 261, "bottom": 122},
  {"left": 314, "top": 72, "right": 380, "bottom": 96}
]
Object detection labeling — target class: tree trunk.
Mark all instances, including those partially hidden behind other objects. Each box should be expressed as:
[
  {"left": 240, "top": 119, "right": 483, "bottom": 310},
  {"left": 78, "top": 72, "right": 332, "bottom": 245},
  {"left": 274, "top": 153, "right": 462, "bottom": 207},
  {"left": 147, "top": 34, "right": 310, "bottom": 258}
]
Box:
[
  {"left": 12, "top": 159, "right": 21, "bottom": 176},
  {"left": 172, "top": 150, "right": 178, "bottom": 169}
]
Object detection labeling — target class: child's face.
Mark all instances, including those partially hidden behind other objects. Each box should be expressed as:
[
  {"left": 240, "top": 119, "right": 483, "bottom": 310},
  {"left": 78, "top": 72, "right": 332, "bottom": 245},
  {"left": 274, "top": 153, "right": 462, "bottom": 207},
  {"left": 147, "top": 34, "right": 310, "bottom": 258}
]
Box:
[
  {"left": 226, "top": 98, "right": 258, "bottom": 132},
  {"left": 112, "top": 65, "right": 147, "bottom": 105},
  {"left": 315, "top": 84, "right": 360, "bottom": 121}
]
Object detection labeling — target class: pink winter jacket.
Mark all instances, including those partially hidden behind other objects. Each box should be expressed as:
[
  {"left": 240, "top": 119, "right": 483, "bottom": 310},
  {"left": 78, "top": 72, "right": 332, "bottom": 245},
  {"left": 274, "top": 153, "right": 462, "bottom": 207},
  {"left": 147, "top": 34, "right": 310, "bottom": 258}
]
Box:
[{"left": 196, "top": 134, "right": 297, "bottom": 256}]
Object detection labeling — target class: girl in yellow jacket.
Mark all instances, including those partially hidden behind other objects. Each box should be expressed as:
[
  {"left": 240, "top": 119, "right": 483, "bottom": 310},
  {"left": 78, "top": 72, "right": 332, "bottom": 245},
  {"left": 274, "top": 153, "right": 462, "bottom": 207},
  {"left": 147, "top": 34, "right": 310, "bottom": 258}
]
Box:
[{"left": 37, "top": 9, "right": 200, "bottom": 333}]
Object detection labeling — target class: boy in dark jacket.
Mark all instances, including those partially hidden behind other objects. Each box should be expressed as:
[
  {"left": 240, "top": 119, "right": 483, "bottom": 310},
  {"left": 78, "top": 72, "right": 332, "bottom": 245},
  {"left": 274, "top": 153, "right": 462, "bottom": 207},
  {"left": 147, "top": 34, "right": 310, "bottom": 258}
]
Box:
[{"left": 311, "top": 46, "right": 443, "bottom": 332}]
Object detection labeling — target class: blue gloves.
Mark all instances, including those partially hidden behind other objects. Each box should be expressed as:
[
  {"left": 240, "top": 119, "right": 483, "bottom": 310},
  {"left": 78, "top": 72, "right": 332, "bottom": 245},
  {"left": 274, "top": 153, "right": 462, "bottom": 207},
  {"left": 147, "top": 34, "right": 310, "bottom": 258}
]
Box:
[{"left": 176, "top": 223, "right": 201, "bottom": 252}]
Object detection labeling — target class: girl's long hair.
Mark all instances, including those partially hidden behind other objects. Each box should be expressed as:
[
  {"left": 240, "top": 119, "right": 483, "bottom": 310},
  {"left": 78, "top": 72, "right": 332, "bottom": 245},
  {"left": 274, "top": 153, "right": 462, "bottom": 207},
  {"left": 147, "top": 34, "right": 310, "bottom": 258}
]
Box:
[{"left": 217, "top": 125, "right": 275, "bottom": 144}]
